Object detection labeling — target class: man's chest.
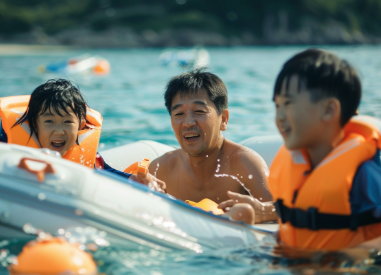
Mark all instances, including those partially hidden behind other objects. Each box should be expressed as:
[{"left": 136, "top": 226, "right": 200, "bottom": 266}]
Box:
[{"left": 166, "top": 172, "right": 248, "bottom": 202}]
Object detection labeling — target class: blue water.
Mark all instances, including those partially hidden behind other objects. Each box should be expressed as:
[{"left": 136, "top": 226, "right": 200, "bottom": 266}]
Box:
[{"left": 1, "top": 46, "right": 381, "bottom": 274}]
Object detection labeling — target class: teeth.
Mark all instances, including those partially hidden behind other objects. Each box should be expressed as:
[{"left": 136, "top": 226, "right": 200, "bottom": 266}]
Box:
[
  {"left": 52, "top": 141, "right": 65, "bottom": 146},
  {"left": 185, "top": 134, "right": 199, "bottom": 138}
]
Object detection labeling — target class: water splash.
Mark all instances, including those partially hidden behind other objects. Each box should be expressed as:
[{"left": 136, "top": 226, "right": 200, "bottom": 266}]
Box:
[{"left": 214, "top": 173, "right": 252, "bottom": 196}]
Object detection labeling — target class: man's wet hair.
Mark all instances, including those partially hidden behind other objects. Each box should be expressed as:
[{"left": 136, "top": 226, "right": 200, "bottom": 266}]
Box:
[
  {"left": 13, "top": 79, "right": 87, "bottom": 142},
  {"left": 273, "top": 48, "right": 361, "bottom": 126},
  {"left": 164, "top": 69, "right": 228, "bottom": 115}
]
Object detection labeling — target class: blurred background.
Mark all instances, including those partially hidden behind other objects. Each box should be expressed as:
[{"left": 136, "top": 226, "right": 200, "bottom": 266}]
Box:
[{"left": 1, "top": 0, "right": 381, "bottom": 47}]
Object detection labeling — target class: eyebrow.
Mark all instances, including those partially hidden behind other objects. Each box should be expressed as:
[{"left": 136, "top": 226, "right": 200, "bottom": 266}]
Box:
[
  {"left": 171, "top": 101, "right": 208, "bottom": 111},
  {"left": 40, "top": 112, "right": 73, "bottom": 117}
]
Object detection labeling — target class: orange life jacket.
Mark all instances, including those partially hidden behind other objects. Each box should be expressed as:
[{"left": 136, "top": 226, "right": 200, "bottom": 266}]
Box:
[
  {"left": 269, "top": 115, "right": 381, "bottom": 250},
  {"left": 0, "top": 95, "right": 102, "bottom": 168}
]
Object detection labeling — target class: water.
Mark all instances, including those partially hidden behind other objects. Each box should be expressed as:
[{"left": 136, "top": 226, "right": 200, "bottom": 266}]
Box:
[{"left": 1, "top": 46, "right": 381, "bottom": 274}]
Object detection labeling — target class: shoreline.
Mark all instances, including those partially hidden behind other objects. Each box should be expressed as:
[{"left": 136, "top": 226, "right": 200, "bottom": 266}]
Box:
[{"left": 0, "top": 44, "right": 78, "bottom": 56}]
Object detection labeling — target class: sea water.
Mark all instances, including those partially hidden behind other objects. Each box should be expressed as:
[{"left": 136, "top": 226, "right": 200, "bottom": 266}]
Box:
[{"left": 1, "top": 46, "right": 381, "bottom": 274}]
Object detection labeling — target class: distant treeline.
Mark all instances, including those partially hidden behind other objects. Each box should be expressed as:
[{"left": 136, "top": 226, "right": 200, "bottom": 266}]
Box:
[{"left": 1, "top": 0, "right": 381, "bottom": 43}]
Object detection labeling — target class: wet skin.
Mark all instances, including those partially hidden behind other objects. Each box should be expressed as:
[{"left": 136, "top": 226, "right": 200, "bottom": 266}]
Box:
[
  {"left": 36, "top": 107, "right": 83, "bottom": 157},
  {"left": 150, "top": 89, "right": 272, "bottom": 203}
]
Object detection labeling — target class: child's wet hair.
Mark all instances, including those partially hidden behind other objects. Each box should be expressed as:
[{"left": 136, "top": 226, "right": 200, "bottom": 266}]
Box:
[
  {"left": 273, "top": 48, "right": 361, "bottom": 126},
  {"left": 13, "top": 79, "right": 87, "bottom": 141}
]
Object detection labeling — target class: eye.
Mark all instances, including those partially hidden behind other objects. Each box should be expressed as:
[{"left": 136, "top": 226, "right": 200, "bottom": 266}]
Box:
[
  {"left": 64, "top": 120, "right": 74, "bottom": 124},
  {"left": 44, "top": 120, "right": 54, "bottom": 123},
  {"left": 195, "top": 110, "right": 206, "bottom": 114},
  {"left": 173, "top": 112, "right": 184, "bottom": 117},
  {"left": 284, "top": 100, "right": 291, "bottom": 106}
]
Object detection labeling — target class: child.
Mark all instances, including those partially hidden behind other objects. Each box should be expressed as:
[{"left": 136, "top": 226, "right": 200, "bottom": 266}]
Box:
[
  {"left": 0, "top": 79, "right": 165, "bottom": 190},
  {"left": 219, "top": 49, "right": 381, "bottom": 250}
]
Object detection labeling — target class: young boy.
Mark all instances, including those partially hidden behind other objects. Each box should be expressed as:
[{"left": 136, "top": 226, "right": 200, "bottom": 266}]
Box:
[
  {"left": 0, "top": 79, "right": 164, "bottom": 189},
  {"left": 219, "top": 49, "right": 381, "bottom": 250}
]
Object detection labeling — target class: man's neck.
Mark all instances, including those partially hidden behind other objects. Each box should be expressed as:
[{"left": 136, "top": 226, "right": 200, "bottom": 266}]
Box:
[
  {"left": 306, "top": 129, "right": 344, "bottom": 169},
  {"left": 187, "top": 137, "right": 225, "bottom": 176}
]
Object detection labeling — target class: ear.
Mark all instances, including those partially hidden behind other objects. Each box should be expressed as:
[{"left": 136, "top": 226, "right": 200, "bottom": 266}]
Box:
[
  {"left": 321, "top": 98, "right": 341, "bottom": 123},
  {"left": 220, "top": 109, "right": 229, "bottom": 131},
  {"left": 80, "top": 118, "right": 86, "bottom": 130}
]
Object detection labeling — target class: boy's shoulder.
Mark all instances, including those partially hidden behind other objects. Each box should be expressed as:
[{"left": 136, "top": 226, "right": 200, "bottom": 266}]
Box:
[{"left": 350, "top": 150, "right": 381, "bottom": 215}]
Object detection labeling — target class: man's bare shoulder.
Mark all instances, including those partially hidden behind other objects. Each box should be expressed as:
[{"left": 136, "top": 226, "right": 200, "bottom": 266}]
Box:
[
  {"left": 149, "top": 149, "right": 184, "bottom": 171},
  {"left": 223, "top": 139, "right": 267, "bottom": 167}
]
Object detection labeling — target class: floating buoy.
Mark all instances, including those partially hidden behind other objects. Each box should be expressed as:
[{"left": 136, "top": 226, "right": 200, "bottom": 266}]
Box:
[
  {"left": 93, "top": 59, "right": 110, "bottom": 75},
  {"left": 8, "top": 237, "right": 97, "bottom": 275},
  {"left": 186, "top": 198, "right": 225, "bottom": 215}
]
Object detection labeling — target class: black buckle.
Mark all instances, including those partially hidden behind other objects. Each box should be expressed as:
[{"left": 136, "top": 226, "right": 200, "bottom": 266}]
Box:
[
  {"left": 274, "top": 200, "right": 286, "bottom": 223},
  {"left": 291, "top": 207, "right": 318, "bottom": 230},
  {"left": 306, "top": 207, "right": 318, "bottom": 230}
]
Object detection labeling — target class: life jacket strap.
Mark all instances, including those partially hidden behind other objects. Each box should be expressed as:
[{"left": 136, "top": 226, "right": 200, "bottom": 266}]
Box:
[{"left": 275, "top": 199, "right": 380, "bottom": 231}]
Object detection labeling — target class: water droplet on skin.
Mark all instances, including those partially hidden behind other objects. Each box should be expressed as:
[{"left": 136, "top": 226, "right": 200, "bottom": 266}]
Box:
[
  {"left": 217, "top": 159, "right": 220, "bottom": 162},
  {"left": 206, "top": 155, "right": 208, "bottom": 158},
  {"left": 260, "top": 197, "right": 262, "bottom": 200},
  {"left": 248, "top": 175, "right": 253, "bottom": 179},
  {"left": 272, "top": 208, "right": 276, "bottom": 212}
]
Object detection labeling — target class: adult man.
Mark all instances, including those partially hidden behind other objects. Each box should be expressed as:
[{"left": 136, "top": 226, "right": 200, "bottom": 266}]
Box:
[{"left": 150, "top": 70, "right": 272, "bottom": 205}]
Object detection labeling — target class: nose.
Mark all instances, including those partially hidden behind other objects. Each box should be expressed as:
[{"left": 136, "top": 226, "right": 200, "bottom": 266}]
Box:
[
  {"left": 275, "top": 105, "right": 285, "bottom": 123},
  {"left": 183, "top": 111, "right": 196, "bottom": 128},
  {"left": 53, "top": 124, "right": 65, "bottom": 136}
]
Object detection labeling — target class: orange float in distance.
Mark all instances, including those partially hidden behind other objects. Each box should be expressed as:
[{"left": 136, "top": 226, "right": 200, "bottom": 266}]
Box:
[
  {"left": 93, "top": 59, "right": 110, "bottom": 75},
  {"left": 186, "top": 198, "right": 224, "bottom": 215},
  {"left": 8, "top": 237, "right": 97, "bottom": 275}
]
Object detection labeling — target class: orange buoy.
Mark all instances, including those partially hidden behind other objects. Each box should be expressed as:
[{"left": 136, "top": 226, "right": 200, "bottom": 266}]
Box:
[
  {"left": 93, "top": 59, "right": 110, "bottom": 75},
  {"left": 186, "top": 198, "right": 225, "bottom": 215},
  {"left": 8, "top": 237, "right": 97, "bottom": 275}
]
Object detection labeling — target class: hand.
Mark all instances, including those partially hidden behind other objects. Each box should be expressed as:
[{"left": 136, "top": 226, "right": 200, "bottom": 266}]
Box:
[
  {"left": 129, "top": 172, "right": 166, "bottom": 194},
  {"left": 218, "top": 191, "right": 259, "bottom": 211},
  {"left": 218, "top": 191, "right": 277, "bottom": 223}
]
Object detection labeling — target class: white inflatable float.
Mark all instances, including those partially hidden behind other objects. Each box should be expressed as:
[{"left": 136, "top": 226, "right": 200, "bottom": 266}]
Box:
[{"left": 0, "top": 136, "right": 282, "bottom": 253}]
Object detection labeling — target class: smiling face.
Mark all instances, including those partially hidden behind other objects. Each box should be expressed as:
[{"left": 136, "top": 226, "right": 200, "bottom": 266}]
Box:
[
  {"left": 274, "top": 75, "right": 326, "bottom": 150},
  {"left": 36, "top": 106, "right": 82, "bottom": 156},
  {"left": 170, "top": 89, "right": 228, "bottom": 157}
]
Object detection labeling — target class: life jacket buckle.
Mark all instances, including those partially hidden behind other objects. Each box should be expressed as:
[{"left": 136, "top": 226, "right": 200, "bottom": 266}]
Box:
[
  {"left": 306, "top": 207, "right": 318, "bottom": 231},
  {"left": 274, "top": 199, "right": 286, "bottom": 223}
]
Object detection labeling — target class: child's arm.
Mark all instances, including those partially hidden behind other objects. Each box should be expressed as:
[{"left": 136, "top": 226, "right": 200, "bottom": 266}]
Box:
[
  {"left": 96, "top": 153, "right": 166, "bottom": 193},
  {"left": 218, "top": 191, "right": 278, "bottom": 224}
]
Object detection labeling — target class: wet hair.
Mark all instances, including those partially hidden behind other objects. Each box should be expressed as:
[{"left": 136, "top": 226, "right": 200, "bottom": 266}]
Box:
[
  {"left": 13, "top": 79, "right": 87, "bottom": 142},
  {"left": 273, "top": 48, "right": 361, "bottom": 126},
  {"left": 164, "top": 69, "right": 228, "bottom": 115}
]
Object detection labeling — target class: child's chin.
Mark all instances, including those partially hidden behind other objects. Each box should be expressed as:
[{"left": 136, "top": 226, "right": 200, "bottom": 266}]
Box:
[{"left": 284, "top": 140, "right": 301, "bottom": 150}]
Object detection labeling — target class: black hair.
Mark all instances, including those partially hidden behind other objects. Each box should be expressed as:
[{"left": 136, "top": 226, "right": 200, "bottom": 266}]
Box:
[
  {"left": 273, "top": 48, "right": 361, "bottom": 126},
  {"left": 13, "top": 79, "right": 87, "bottom": 142},
  {"left": 164, "top": 69, "right": 228, "bottom": 115}
]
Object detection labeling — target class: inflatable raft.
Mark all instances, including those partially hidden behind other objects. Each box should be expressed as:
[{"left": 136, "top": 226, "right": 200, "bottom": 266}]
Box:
[{"left": 0, "top": 136, "right": 282, "bottom": 253}]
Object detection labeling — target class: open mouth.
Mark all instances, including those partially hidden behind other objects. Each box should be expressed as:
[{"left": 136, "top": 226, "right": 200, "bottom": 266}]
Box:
[
  {"left": 183, "top": 133, "right": 200, "bottom": 141},
  {"left": 279, "top": 127, "right": 291, "bottom": 137},
  {"left": 51, "top": 140, "right": 66, "bottom": 150}
]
